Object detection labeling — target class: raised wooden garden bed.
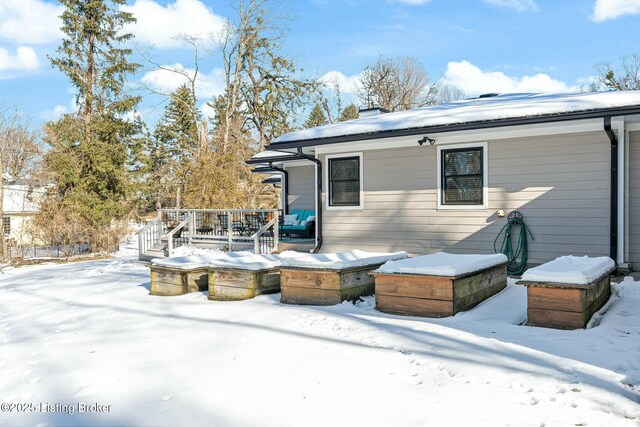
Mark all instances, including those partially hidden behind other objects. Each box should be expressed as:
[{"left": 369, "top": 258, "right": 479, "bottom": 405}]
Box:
[
  {"left": 150, "top": 265, "right": 208, "bottom": 296},
  {"left": 372, "top": 262, "right": 507, "bottom": 317},
  {"left": 208, "top": 267, "right": 280, "bottom": 301},
  {"left": 518, "top": 272, "right": 613, "bottom": 329},
  {"left": 280, "top": 265, "right": 379, "bottom": 305}
]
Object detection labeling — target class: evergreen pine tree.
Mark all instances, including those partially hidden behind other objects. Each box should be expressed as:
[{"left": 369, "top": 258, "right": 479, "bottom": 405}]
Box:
[
  {"left": 149, "top": 84, "right": 201, "bottom": 208},
  {"left": 338, "top": 104, "right": 359, "bottom": 122},
  {"left": 304, "top": 103, "right": 328, "bottom": 128},
  {"left": 39, "top": 0, "right": 142, "bottom": 248}
]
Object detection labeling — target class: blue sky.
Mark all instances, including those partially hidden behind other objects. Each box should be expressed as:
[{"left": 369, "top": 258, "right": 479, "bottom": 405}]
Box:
[{"left": 0, "top": 0, "right": 639, "bottom": 128}]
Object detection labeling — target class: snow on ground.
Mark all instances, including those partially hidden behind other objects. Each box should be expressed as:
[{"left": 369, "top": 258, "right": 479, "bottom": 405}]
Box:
[{"left": 0, "top": 252, "right": 639, "bottom": 426}]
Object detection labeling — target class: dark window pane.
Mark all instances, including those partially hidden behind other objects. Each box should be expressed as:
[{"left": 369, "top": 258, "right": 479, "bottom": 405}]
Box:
[
  {"left": 331, "top": 158, "right": 359, "bottom": 181},
  {"left": 444, "top": 176, "right": 482, "bottom": 203},
  {"left": 444, "top": 150, "right": 481, "bottom": 176},
  {"left": 331, "top": 181, "right": 360, "bottom": 205},
  {"left": 442, "top": 147, "right": 483, "bottom": 205},
  {"left": 329, "top": 157, "right": 360, "bottom": 207}
]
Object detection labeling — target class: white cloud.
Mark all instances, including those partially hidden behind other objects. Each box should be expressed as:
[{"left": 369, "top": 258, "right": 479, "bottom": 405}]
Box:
[
  {"left": 442, "top": 60, "right": 576, "bottom": 96},
  {"left": 0, "top": 0, "right": 63, "bottom": 44},
  {"left": 122, "top": 0, "right": 226, "bottom": 48},
  {"left": 591, "top": 0, "right": 640, "bottom": 21},
  {"left": 141, "top": 63, "right": 225, "bottom": 98},
  {"left": 318, "top": 70, "right": 362, "bottom": 94},
  {"left": 41, "top": 97, "right": 79, "bottom": 120},
  {"left": 199, "top": 102, "right": 217, "bottom": 120},
  {"left": 0, "top": 46, "right": 39, "bottom": 71},
  {"left": 483, "top": 0, "right": 538, "bottom": 11}
]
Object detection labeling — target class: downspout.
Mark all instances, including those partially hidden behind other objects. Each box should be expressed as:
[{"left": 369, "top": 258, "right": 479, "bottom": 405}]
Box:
[
  {"left": 604, "top": 116, "right": 618, "bottom": 263},
  {"left": 296, "top": 147, "right": 323, "bottom": 253},
  {"left": 269, "top": 162, "right": 289, "bottom": 215}
]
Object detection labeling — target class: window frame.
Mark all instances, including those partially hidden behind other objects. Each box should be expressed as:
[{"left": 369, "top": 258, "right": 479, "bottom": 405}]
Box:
[
  {"left": 436, "top": 142, "right": 488, "bottom": 210},
  {"left": 325, "top": 152, "right": 364, "bottom": 210},
  {"left": 2, "top": 216, "right": 10, "bottom": 237}
]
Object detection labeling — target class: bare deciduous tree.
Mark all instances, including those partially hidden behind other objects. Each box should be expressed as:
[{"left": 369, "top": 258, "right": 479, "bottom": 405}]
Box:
[
  {"left": 0, "top": 109, "right": 44, "bottom": 180},
  {"left": 591, "top": 54, "right": 640, "bottom": 92},
  {"left": 435, "top": 84, "right": 467, "bottom": 104},
  {"left": 357, "top": 56, "right": 438, "bottom": 112}
]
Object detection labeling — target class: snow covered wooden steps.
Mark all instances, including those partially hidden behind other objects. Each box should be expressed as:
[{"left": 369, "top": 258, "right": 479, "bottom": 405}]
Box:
[
  {"left": 278, "top": 250, "right": 408, "bottom": 306},
  {"left": 207, "top": 254, "right": 282, "bottom": 301},
  {"left": 371, "top": 253, "right": 508, "bottom": 317},
  {"left": 517, "top": 256, "right": 616, "bottom": 329}
]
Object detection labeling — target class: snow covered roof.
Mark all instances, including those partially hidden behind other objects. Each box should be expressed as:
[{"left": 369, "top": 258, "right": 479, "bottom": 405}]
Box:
[{"left": 271, "top": 91, "right": 640, "bottom": 147}]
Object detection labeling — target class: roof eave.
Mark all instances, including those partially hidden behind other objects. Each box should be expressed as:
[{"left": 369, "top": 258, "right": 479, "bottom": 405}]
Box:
[{"left": 268, "top": 106, "right": 640, "bottom": 150}]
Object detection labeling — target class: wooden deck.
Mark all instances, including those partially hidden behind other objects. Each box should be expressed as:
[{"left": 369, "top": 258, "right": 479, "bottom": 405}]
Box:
[{"left": 371, "top": 263, "right": 507, "bottom": 317}]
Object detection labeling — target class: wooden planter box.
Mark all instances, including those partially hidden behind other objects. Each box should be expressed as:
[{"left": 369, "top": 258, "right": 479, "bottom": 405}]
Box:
[
  {"left": 517, "top": 270, "right": 613, "bottom": 329},
  {"left": 280, "top": 265, "right": 380, "bottom": 305},
  {"left": 208, "top": 268, "right": 280, "bottom": 301},
  {"left": 150, "top": 265, "right": 208, "bottom": 296},
  {"left": 371, "top": 263, "right": 507, "bottom": 317}
]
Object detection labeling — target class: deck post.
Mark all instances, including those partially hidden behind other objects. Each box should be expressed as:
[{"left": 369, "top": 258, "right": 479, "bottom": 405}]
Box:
[{"left": 227, "top": 211, "right": 233, "bottom": 251}]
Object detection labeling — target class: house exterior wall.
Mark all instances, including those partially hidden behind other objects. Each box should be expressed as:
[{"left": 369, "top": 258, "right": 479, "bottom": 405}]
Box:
[
  {"left": 319, "top": 131, "right": 611, "bottom": 266},
  {"left": 5, "top": 214, "right": 36, "bottom": 245},
  {"left": 628, "top": 130, "right": 640, "bottom": 266},
  {"left": 286, "top": 165, "right": 315, "bottom": 212}
]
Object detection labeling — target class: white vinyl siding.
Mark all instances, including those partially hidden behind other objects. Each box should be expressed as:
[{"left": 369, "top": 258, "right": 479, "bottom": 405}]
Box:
[
  {"left": 320, "top": 131, "right": 611, "bottom": 266},
  {"left": 627, "top": 131, "right": 640, "bottom": 266},
  {"left": 286, "top": 165, "right": 315, "bottom": 212}
]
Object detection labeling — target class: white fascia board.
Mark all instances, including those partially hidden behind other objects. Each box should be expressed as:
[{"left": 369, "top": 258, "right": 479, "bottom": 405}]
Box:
[
  {"left": 315, "top": 118, "right": 605, "bottom": 155},
  {"left": 627, "top": 123, "right": 640, "bottom": 132}
]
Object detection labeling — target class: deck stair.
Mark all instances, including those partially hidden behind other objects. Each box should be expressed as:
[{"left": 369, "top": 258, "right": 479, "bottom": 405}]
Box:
[{"left": 137, "top": 209, "right": 280, "bottom": 261}]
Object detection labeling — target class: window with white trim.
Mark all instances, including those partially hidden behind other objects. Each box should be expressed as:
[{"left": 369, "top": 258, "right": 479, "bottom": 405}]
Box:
[
  {"left": 327, "top": 154, "right": 362, "bottom": 208},
  {"left": 437, "top": 143, "right": 488, "bottom": 209}
]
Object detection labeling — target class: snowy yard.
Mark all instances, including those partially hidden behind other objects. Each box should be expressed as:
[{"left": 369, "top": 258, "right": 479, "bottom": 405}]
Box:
[{"left": 0, "top": 249, "right": 639, "bottom": 426}]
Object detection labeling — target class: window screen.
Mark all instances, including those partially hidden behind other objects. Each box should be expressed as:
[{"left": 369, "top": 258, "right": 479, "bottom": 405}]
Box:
[
  {"left": 441, "top": 147, "right": 483, "bottom": 205},
  {"left": 329, "top": 156, "right": 360, "bottom": 207}
]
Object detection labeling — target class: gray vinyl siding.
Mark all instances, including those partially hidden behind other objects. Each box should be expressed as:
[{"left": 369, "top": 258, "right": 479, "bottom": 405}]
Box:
[
  {"left": 286, "top": 165, "right": 315, "bottom": 212},
  {"left": 628, "top": 131, "right": 640, "bottom": 266},
  {"left": 320, "top": 131, "right": 611, "bottom": 266}
]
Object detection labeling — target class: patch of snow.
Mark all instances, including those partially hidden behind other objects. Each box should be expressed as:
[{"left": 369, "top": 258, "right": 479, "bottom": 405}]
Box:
[
  {"left": 0, "top": 259, "right": 639, "bottom": 426},
  {"left": 278, "top": 249, "right": 408, "bottom": 270},
  {"left": 521, "top": 255, "right": 616, "bottom": 284},
  {"left": 271, "top": 91, "right": 640, "bottom": 144},
  {"left": 375, "top": 252, "right": 508, "bottom": 277}
]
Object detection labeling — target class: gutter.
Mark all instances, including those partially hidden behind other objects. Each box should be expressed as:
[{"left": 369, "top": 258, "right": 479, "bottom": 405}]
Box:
[
  {"left": 269, "top": 106, "right": 640, "bottom": 150},
  {"left": 269, "top": 163, "right": 289, "bottom": 215},
  {"left": 604, "top": 116, "right": 618, "bottom": 263},
  {"left": 296, "top": 147, "right": 323, "bottom": 253}
]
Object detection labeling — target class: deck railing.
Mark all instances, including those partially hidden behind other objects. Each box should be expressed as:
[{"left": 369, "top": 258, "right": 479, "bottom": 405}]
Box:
[{"left": 138, "top": 209, "right": 280, "bottom": 259}]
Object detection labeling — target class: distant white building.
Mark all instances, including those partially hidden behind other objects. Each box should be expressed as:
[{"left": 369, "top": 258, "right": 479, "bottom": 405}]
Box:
[{"left": 3, "top": 172, "right": 47, "bottom": 245}]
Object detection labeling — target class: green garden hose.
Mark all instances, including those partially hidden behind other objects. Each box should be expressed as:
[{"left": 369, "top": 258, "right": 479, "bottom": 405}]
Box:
[{"left": 493, "top": 211, "right": 534, "bottom": 275}]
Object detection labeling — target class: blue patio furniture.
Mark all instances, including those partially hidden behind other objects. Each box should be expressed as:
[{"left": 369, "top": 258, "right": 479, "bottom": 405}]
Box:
[{"left": 280, "top": 210, "right": 316, "bottom": 238}]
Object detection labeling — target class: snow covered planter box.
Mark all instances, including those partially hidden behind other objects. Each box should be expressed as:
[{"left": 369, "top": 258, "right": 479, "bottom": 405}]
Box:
[
  {"left": 371, "top": 253, "right": 508, "bottom": 317},
  {"left": 149, "top": 257, "right": 210, "bottom": 296},
  {"left": 207, "top": 253, "right": 282, "bottom": 301},
  {"left": 278, "top": 250, "right": 408, "bottom": 306},
  {"left": 517, "top": 256, "right": 615, "bottom": 330}
]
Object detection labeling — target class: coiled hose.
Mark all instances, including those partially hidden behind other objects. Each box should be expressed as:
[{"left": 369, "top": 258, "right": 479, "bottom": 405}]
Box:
[{"left": 493, "top": 211, "right": 534, "bottom": 275}]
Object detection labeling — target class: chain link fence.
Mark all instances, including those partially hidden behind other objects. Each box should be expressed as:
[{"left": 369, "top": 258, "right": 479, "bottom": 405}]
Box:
[{"left": 5, "top": 243, "right": 117, "bottom": 260}]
